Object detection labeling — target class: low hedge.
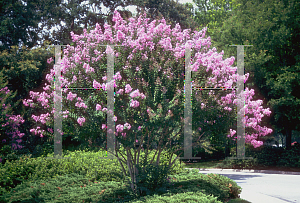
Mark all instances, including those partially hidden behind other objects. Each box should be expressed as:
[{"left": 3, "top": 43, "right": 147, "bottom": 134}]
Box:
[
  {"left": 218, "top": 145, "right": 300, "bottom": 169},
  {"left": 0, "top": 146, "right": 185, "bottom": 197},
  {"left": 1, "top": 168, "right": 240, "bottom": 202}
]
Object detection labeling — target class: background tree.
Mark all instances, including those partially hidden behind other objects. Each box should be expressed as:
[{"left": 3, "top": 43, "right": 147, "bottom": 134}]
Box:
[
  {"left": 194, "top": 0, "right": 300, "bottom": 149},
  {"left": 0, "top": 0, "right": 63, "bottom": 52},
  {"left": 44, "top": 0, "right": 134, "bottom": 46},
  {"left": 131, "top": 0, "right": 200, "bottom": 31},
  {"left": 192, "top": 0, "right": 240, "bottom": 36}
]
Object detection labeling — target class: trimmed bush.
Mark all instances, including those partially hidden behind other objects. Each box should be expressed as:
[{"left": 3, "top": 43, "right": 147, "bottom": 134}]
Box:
[
  {"left": 0, "top": 147, "right": 184, "bottom": 196},
  {"left": 1, "top": 167, "right": 240, "bottom": 203}
]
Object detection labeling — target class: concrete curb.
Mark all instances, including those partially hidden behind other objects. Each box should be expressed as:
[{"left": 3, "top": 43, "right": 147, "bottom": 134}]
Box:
[{"left": 184, "top": 168, "right": 300, "bottom": 175}]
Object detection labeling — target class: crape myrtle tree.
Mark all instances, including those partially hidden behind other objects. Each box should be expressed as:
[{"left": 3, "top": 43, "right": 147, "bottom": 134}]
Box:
[{"left": 23, "top": 11, "right": 273, "bottom": 196}]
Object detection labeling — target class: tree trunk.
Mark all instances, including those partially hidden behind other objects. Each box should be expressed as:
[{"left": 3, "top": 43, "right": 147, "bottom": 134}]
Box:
[
  {"left": 125, "top": 147, "right": 140, "bottom": 196},
  {"left": 286, "top": 128, "right": 292, "bottom": 150},
  {"left": 225, "top": 139, "right": 230, "bottom": 157}
]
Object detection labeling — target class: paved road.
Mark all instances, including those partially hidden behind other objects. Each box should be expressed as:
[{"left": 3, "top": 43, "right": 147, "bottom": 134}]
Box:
[{"left": 184, "top": 168, "right": 300, "bottom": 203}]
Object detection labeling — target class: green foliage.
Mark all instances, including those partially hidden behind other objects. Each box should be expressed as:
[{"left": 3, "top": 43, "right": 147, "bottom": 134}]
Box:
[
  {"left": 193, "top": 0, "right": 240, "bottom": 36},
  {"left": 169, "top": 169, "right": 242, "bottom": 201},
  {"left": 0, "top": 147, "right": 183, "bottom": 195},
  {"left": 0, "top": 150, "right": 114, "bottom": 193},
  {"left": 1, "top": 156, "right": 241, "bottom": 203},
  {"left": 121, "top": 145, "right": 185, "bottom": 176},
  {"left": 197, "top": 0, "right": 300, "bottom": 148},
  {"left": 227, "top": 198, "right": 251, "bottom": 203},
  {"left": 0, "top": 43, "right": 54, "bottom": 102},
  {"left": 218, "top": 145, "right": 300, "bottom": 169},
  {"left": 1, "top": 172, "right": 131, "bottom": 203},
  {"left": 0, "top": 145, "right": 21, "bottom": 166},
  {"left": 131, "top": 0, "right": 200, "bottom": 32},
  {"left": 217, "top": 158, "right": 258, "bottom": 170},
  {"left": 126, "top": 144, "right": 186, "bottom": 197},
  {"left": 277, "top": 145, "right": 300, "bottom": 168},
  {"left": 0, "top": 0, "right": 43, "bottom": 51},
  {"left": 247, "top": 146, "right": 285, "bottom": 167},
  {"left": 128, "top": 161, "right": 174, "bottom": 197},
  {"left": 130, "top": 191, "right": 223, "bottom": 202},
  {"left": 29, "top": 143, "right": 55, "bottom": 159}
]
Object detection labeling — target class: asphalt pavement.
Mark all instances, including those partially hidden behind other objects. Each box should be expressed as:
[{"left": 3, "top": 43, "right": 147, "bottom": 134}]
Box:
[{"left": 184, "top": 168, "right": 300, "bottom": 203}]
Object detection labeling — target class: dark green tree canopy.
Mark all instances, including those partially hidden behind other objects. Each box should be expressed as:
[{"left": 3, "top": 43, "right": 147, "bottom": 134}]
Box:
[{"left": 192, "top": 0, "right": 300, "bottom": 149}]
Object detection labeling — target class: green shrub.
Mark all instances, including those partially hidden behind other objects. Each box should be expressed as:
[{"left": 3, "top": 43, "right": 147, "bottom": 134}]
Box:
[
  {"left": 2, "top": 172, "right": 132, "bottom": 203},
  {"left": 0, "top": 151, "right": 241, "bottom": 203},
  {"left": 131, "top": 191, "right": 223, "bottom": 203},
  {"left": 251, "top": 146, "right": 284, "bottom": 167},
  {"left": 222, "top": 145, "right": 300, "bottom": 169},
  {"left": 0, "top": 145, "right": 20, "bottom": 165},
  {"left": 245, "top": 145, "right": 300, "bottom": 168},
  {"left": 0, "top": 147, "right": 243, "bottom": 202},
  {"left": 167, "top": 169, "right": 242, "bottom": 202},
  {"left": 2, "top": 171, "right": 229, "bottom": 203},
  {"left": 216, "top": 158, "right": 258, "bottom": 169},
  {"left": 0, "top": 149, "right": 120, "bottom": 193},
  {"left": 277, "top": 146, "right": 300, "bottom": 168},
  {"left": 129, "top": 161, "right": 175, "bottom": 197},
  {"left": 0, "top": 147, "right": 184, "bottom": 195},
  {"left": 118, "top": 145, "right": 185, "bottom": 176}
]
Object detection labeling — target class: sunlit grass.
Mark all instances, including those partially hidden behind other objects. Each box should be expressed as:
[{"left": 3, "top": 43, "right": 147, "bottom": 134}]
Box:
[{"left": 181, "top": 160, "right": 224, "bottom": 169}]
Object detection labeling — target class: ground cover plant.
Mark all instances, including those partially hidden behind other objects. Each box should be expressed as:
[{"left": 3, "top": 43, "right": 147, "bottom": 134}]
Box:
[{"left": 1, "top": 148, "right": 245, "bottom": 203}]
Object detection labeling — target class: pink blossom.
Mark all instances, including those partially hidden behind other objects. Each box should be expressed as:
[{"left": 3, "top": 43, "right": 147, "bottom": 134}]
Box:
[
  {"left": 130, "top": 100, "right": 139, "bottom": 108},
  {"left": 124, "top": 123, "right": 131, "bottom": 130},
  {"left": 67, "top": 92, "right": 77, "bottom": 101},
  {"left": 47, "top": 57, "right": 54, "bottom": 64},
  {"left": 116, "top": 124, "right": 124, "bottom": 132},
  {"left": 125, "top": 84, "right": 132, "bottom": 93},
  {"left": 77, "top": 117, "right": 86, "bottom": 126},
  {"left": 117, "top": 89, "right": 124, "bottom": 95},
  {"left": 96, "top": 104, "right": 102, "bottom": 111}
]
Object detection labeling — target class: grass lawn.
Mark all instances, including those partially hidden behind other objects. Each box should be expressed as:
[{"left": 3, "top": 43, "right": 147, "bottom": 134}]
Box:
[{"left": 181, "top": 160, "right": 224, "bottom": 169}]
